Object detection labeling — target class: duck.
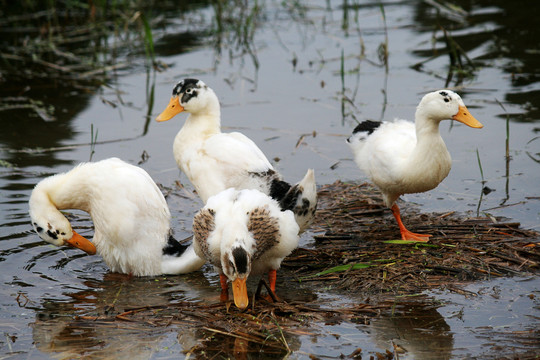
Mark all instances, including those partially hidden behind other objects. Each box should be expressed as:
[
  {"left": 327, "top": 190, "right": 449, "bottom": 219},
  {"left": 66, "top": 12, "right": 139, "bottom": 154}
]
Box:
[
  {"left": 155, "top": 78, "right": 317, "bottom": 233},
  {"left": 346, "top": 90, "right": 483, "bottom": 241},
  {"left": 192, "top": 187, "right": 299, "bottom": 309},
  {"left": 28, "top": 157, "right": 206, "bottom": 276}
]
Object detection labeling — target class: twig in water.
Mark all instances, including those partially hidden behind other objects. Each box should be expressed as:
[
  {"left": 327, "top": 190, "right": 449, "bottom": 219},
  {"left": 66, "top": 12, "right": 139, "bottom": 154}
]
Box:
[
  {"left": 495, "top": 99, "right": 511, "bottom": 205},
  {"left": 475, "top": 148, "right": 485, "bottom": 217}
]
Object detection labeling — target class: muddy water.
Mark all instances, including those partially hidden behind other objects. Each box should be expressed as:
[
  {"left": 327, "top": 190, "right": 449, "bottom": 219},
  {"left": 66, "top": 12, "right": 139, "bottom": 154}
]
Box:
[{"left": 1, "top": 0, "right": 539, "bottom": 359}]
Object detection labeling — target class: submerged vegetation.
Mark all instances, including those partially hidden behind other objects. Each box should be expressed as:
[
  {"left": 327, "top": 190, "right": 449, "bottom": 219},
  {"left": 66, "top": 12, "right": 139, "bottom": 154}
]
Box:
[
  {"left": 0, "top": 1, "right": 163, "bottom": 84},
  {"left": 0, "top": 0, "right": 172, "bottom": 124}
]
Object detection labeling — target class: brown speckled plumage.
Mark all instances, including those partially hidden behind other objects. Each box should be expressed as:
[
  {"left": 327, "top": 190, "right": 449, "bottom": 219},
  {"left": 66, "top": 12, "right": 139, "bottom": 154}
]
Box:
[
  {"left": 248, "top": 206, "right": 279, "bottom": 260},
  {"left": 193, "top": 208, "right": 215, "bottom": 261}
]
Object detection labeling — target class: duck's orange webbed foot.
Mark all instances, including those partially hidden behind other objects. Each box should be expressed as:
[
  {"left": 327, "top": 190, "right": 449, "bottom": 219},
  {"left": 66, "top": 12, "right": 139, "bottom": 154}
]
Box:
[
  {"left": 391, "top": 204, "right": 432, "bottom": 242},
  {"left": 219, "top": 273, "right": 229, "bottom": 302}
]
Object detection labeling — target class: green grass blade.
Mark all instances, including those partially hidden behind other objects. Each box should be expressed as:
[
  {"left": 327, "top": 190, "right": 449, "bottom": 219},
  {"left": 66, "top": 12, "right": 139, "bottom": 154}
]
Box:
[
  {"left": 140, "top": 13, "right": 155, "bottom": 63},
  {"left": 314, "top": 262, "right": 372, "bottom": 277}
]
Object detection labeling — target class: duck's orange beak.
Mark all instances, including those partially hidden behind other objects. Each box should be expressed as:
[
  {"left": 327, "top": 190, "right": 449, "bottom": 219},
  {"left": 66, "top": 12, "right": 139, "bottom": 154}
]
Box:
[
  {"left": 452, "top": 105, "right": 483, "bottom": 128},
  {"left": 65, "top": 231, "right": 96, "bottom": 255},
  {"left": 156, "top": 97, "right": 184, "bottom": 122},
  {"left": 232, "top": 277, "right": 249, "bottom": 310}
]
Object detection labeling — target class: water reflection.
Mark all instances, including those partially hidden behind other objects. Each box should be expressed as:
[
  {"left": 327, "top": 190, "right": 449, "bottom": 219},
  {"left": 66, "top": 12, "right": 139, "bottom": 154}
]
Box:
[
  {"left": 368, "top": 301, "right": 453, "bottom": 360},
  {"left": 0, "top": 87, "right": 89, "bottom": 168},
  {"left": 31, "top": 272, "right": 213, "bottom": 359},
  {"left": 30, "top": 271, "right": 310, "bottom": 359},
  {"left": 411, "top": 0, "right": 540, "bottom": 118}
]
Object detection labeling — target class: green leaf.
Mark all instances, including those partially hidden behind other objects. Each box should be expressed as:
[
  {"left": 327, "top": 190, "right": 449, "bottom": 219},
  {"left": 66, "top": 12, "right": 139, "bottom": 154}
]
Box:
[
  {"left": 384, "top": 240, "right": 437, "bottom": 246},
  {"left": 314, "top": 262, "right": 372, "bottom": 277}
]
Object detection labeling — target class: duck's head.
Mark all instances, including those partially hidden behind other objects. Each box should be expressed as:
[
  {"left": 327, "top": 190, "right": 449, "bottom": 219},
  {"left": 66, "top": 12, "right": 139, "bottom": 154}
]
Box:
[
  {"left": 30, "top": 211, "right": 96, "bottom": 255},
  {"left": 156, "top": 78, "right": 220, "bottom": 121},
  {"left": 221, "top": 245, "right": 251, "bottom": 310},
  {"left": 418, "top": 90, "right": 483, "bottom": 128}
]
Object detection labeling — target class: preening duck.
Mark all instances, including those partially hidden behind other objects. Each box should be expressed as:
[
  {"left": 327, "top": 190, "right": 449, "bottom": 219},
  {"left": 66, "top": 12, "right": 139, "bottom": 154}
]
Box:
[
  {"left": 347, "top": 90, "right": 483, "bottom": 241},
  {"left": 155, "top": 78, "right": 317, "bottom": 233},
  {"left": 192, "top": 188, "right": 299, "bottom": 309},
  {"left": 29, "top": 157, "right": 205, "bottom": 276}
]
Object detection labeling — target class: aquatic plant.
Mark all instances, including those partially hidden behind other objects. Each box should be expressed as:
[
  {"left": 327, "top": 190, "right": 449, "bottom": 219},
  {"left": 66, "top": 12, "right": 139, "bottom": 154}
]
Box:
[{"left": 0, "top": 1, "right": 162, "bottom": 86}]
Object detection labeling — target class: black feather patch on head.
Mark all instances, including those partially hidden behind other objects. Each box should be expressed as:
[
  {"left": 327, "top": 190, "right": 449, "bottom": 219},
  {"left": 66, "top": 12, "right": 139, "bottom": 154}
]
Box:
[
  {"left": 172, "top": 78, "right": 200, "bottom": 96},
  {"left": 439, "top": 91, "right": 451, "bottom": 103},
  {"left": 46, "top": 229, "right": 58, "bottom": 240},
  {"left": 351, "top": 120, "right": 381, "bottom": 136},
  {"left": 232, "top": 247, "right": 248, "bottom": 275}
]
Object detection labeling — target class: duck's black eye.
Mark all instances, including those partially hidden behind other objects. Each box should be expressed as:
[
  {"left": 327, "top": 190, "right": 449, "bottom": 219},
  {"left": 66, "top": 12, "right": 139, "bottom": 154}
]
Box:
[{"left": 444, "top": 98, "right": 449, "bottom": 103}]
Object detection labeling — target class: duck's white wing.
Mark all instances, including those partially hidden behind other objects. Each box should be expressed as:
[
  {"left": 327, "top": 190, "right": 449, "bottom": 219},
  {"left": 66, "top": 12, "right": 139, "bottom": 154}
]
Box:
[
  {"left": 361, "top": 120, "right": 417, "bottom": 187},
  {"left": 204, "top": 132, "right": 273, "bottom": 173},
  {"left": 182, "top": 132, "right": 275, "bottom": 201}
]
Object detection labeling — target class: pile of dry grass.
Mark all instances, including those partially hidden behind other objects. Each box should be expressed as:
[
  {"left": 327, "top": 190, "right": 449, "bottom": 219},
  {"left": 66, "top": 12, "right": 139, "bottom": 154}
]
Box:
[{"left": 284, "top": 181, "right": 539, "bottom": 295}]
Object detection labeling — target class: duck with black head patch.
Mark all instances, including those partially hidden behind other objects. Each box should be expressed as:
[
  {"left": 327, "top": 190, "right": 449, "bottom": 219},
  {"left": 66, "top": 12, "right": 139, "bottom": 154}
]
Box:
[
  {"left": 155, "top": 78, "right": 317, "bottom": 234},
  {"left": 192, "top": 187, "right": 299, "bottom": 310},
  {"left": 347, "top": 90, "right": 483, "bottom": 242}
]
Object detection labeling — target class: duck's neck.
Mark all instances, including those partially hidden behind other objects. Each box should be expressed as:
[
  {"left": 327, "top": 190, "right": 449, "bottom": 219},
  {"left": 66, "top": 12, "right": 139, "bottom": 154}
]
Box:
[
  {"left": 33, "top": 166, "right": 92, "bottom": 214},
  {"left": 184, "top": 110, "right": 221, "bottom": 136},
  {"left": 180, "top": 93, "right": 222, "bottom": 138},
  {"left": 413, "top": 108, "right": 448, "bottom": 155},
  {"left": 402, "top": 110, "right": 452, "bottom": 189},
  {"left": 173, "top": 107, "right": 222, "bottom": 176}
]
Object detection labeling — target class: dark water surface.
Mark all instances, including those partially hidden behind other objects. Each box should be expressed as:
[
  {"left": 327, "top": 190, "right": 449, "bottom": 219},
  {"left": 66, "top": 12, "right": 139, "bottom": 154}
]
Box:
[{"left": 1, "top": 1, "right": 539, "bottom": 358}]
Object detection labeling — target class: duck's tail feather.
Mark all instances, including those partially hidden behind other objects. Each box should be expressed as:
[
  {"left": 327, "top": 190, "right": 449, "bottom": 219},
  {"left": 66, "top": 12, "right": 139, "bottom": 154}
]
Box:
[
  {"left": 161, "top": 234, "right": 206, "bottom": 274},
  {"left": 278, "top": 169, "right": 317, "bottom": 234}
]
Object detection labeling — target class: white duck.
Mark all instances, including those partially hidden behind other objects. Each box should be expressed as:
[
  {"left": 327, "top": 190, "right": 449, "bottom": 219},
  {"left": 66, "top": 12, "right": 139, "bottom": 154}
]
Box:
[
  {"left": 155, "top": 78, "right": 317, "bottom": 233},
  {"left": 347, "top": 90, "right": 483, "bottom": 241},
  {"left": 192, "top": 188, "right": 299, "bottom": 309},
  {"left": 28, "top": 157, "right": 205, "bottom": 276}
]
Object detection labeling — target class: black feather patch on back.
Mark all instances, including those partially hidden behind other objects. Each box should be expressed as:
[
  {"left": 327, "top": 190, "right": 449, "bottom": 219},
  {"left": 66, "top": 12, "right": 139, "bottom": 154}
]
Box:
[
  {"left": 162, "top": 234, "right": 189, "bottom": 257},
  {"left": 232, "top": 247, "right": 248, "bottom": 275},
  {"left": 250, "top": 169, "right": 292, "bottom": 205},
  {"left": 269, "top": 178, "right": 292, "bottom": 206},
  {"left": 278, "top": 184, "right": 300, "bottom": 212},
  {"left": 351, "top": 120, "right": 381, "bottom": 135}
]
